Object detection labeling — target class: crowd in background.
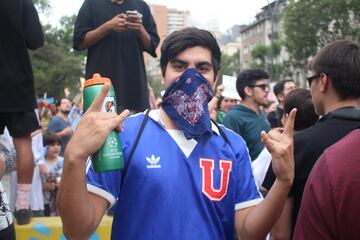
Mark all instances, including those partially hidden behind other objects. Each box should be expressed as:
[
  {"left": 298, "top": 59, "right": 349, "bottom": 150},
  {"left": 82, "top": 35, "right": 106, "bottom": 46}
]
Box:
[{"left": 1, "top": 0, "right": 360, "bottom": 239}]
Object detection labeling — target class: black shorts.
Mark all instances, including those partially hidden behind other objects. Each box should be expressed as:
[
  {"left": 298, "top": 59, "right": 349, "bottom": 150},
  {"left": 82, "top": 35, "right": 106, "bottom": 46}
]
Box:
[{"left": 0, "top": 111, "right": 40, "bottom": 138}]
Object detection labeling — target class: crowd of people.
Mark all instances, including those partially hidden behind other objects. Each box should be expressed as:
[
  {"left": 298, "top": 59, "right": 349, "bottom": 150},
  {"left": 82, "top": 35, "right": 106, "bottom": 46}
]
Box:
[{"left": 1, "top": 0, "right": 360, "bottom": 239}]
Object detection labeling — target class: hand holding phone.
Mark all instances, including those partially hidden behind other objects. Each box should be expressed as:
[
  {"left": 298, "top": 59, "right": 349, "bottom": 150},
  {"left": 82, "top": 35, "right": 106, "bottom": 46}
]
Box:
[
  {"left": 125, "top": 10, "right": 143, "bottom": 31},
  {"left": 126, "top": 10, "right": 142, "bottom": 21}
]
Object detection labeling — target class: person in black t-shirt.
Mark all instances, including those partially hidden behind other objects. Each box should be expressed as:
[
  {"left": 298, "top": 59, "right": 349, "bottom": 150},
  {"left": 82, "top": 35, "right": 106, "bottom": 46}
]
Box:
[
  {"left": 73, "top": 0, "right": 160, "bottom": 113},
  {"left": 0, "top": 0, "right": 44, "bottom": 225}
]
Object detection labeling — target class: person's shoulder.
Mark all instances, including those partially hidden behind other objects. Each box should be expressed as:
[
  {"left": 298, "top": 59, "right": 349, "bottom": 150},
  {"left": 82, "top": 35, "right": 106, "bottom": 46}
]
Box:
[
  {"left": 267, "top": 110, "right": 276, "bottom": 118},
  {"left": 58, "top": 156, "right": 64, "bottom": 162},
  {"left": 223, "top": 107, "right": 246, "bottom": 130},
  {"left": 132, "top": 0, "right": 150, "bottom": 9},
  {"left": 323, "top": 128, "right": 360, "bottom": 164},
  {"left": 294, "top": 121, "right": 323, "bottom": 142},
  {"left": 48, "top": 116, "right": 61, "bottom": 125},
  {"left": 217, "top": 124, "right": 248, "bottom": 149},
  {"left": 123, "top": 110, "right": 160, "bottom": 131},
  {"left": 124, "top": 111, "right": 147, "bottom": 125},
  {"left": 137, "top": 0, "right": 150, "bottom": 6},
  {"left": 224, "top": 105, "right": 244, "bottom": 118}
]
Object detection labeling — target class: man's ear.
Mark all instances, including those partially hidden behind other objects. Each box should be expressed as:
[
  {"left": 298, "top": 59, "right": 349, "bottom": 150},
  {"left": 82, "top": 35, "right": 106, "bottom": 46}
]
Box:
[
  {"left": 244, "top": 86, "right": 253, "bottom": 97},
  {"left": 319, "top": 73, "right": 329, "bottom": 92},
  {"left": 278, "top": 93, "right": 285, "bottom": 102}
]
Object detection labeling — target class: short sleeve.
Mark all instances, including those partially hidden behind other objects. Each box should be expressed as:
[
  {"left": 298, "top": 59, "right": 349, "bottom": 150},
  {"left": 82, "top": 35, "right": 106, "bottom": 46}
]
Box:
[
  {"left": 234, "top": 137, "right": 262, "bottom": 210},
  {"left": 23, "top": 0, "right": 44, "bottom": 50},
  {"left": 86, "top": 158, "right": 122, "bottom": 208},
  {"left": 141, "top": 2, "right": 159, "bottom": 57},
  {"left": 73, "top": 0, "right": 93, "bottom": 50}
]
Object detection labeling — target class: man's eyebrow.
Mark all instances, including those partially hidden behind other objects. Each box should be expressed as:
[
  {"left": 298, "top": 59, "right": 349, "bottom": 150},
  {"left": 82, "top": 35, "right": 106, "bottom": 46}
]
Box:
[
  {"left": 196, "top": 61, "right": 212, "bottom": 67},
  {"left": 170, "top": 59, "right": 188, "bottom": 65}
]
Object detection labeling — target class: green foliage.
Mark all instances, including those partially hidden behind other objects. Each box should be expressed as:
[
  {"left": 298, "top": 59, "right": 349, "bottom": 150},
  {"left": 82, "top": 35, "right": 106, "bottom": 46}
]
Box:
[
  {"left": 31, "top": 15, "right": 86, "bottom": 100},
  {"left": 220, "top": 50, "right": 241, "bottom": 77},
  {"left": 148, "top": 73, "right": 163, "bottom": 98},
  {"left": 283, "top": 0, "right": 360, "bottom": 70},
  {"left": 33, "top": 0, "right": 51, "bottom": 15},
  {"left": 250, "top": 40, "right": 284, "bottom": 80}
]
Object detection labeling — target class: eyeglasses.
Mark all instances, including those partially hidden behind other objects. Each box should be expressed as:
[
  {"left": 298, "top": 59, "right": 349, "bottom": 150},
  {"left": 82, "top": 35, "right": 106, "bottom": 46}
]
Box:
[
  {"left": 223, "top": 99, "right": 236, "bottom": 103},
  {"left": 307, "top": 74, "right": 320, "bottom": 87},
  {"left": 248, "top": 84, "right": 269, "bottom": 91}
]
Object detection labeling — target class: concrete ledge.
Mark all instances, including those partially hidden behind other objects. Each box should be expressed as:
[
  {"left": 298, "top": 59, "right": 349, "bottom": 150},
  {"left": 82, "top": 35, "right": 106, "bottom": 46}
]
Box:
[{"left": 15, "top": 216, "right": 112, "bottom": 239}]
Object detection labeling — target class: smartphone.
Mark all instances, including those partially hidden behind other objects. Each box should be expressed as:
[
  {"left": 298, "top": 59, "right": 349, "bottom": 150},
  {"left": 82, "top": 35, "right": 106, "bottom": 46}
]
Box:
[{"left": 126, "top": 10, "right": 139, "bottom": 17}]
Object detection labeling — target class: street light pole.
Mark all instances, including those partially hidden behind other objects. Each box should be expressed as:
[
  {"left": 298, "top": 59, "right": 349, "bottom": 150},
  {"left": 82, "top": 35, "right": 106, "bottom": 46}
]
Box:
[{"left": 267, "top": 0, "right": 280, "bottom": 81}]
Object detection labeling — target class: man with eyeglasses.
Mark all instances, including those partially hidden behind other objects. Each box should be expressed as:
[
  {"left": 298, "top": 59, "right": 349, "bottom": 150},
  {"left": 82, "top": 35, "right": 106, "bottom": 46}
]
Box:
[
  {"left": 223, "top": 69, "right": 271, "bottom": 161},
  {"left": 263, "top": 40, "right": 360, "bottom": 239}
]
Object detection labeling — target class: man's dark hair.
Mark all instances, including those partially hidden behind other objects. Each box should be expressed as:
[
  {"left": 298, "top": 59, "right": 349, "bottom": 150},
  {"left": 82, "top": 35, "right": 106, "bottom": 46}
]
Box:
[
  {"left": 160, "top": 27, "right": 221, "bottom": 76},
  {"left": 55, "top": 98, "right": 69, "bottom": 107},
  {"left": 273, "top": 79, "right": 294, "bottom": 97},
  {"left": 43, "top": 132, "right": 62, "bottom": 146},
  {"left": 309, "top": 40, "right": 360, "bottom": 100},
  {"left": 284, "top": 88, "right": 318, "bottom": 131},
  {"left": 236, "top": 69, "right": 269, "bottom": 99},
  {"left": 55, "top": 99, "right": 62, "bottom": 107}
]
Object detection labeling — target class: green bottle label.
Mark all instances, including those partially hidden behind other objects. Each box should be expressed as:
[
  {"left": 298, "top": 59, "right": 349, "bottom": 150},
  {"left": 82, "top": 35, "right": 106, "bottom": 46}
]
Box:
[{"left": 103, "top": 96, "right": 116, "bottom": 113}]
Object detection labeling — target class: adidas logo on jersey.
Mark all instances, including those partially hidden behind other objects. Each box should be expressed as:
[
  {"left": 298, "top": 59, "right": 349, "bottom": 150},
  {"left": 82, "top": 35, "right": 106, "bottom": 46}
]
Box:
[{"left": 146, "top": 154, "right": 161, "bottom": 169}]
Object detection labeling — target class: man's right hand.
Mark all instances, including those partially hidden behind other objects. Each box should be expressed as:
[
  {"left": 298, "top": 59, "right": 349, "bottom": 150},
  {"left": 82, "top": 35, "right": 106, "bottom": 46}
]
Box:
[
  {"left": 65, "top": 83, "right": 130, "bottom": 162},
  {"left": 106, "top": 13, "right": 128, "bottom": 32}
]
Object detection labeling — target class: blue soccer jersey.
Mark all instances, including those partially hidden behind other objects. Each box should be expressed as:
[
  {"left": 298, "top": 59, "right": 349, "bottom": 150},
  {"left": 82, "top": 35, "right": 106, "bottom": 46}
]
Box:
[{"left": 86, "top": 110, "right": 262, "bottom": 239}]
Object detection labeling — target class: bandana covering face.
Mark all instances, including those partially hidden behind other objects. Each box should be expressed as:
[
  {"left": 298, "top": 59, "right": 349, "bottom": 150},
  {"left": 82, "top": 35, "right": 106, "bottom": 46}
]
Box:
[{"left": 161, "top": 68, "right": 213, "bottom": 140}]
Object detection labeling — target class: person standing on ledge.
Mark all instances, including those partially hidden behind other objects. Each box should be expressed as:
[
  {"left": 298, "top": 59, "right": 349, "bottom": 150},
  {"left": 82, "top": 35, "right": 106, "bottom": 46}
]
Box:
[{"left": 73, "top": 0, "right": 160, "bottom": 113}]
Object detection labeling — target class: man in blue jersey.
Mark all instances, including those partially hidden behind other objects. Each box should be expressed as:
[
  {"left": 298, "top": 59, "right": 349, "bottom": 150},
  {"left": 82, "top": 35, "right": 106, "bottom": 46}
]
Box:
[{"left": 58, "top": 27, "right": 296, "bottom": 239}]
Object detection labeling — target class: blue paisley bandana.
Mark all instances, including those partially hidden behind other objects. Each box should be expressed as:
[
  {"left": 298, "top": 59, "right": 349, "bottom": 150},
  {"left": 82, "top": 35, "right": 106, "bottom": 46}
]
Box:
[{"left": 161, "top": 68, "right": 213, "bottom": 141}]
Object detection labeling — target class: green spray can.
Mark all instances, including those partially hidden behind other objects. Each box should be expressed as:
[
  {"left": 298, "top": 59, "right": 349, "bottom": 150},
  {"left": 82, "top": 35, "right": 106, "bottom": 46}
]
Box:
[{"left": 83, "top": 73, "right": 123, "bottom": 172}]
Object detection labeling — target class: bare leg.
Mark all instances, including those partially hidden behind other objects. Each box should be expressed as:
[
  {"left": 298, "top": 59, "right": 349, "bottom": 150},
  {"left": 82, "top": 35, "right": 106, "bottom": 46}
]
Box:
[
  {"left": 13, "top": 136, "right": 34, "bottom": 183},
  {"left": 13, "top": 135, "right": 34, "bottom": 224}
]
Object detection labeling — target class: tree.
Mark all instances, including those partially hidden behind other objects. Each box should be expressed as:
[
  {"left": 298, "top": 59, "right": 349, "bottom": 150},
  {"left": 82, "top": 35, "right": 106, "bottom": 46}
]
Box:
[
  {"left": 30, "top": 15, "right": 86, "bottom": 100},
  {"left": 220, "top": 50, "right": 241, "bottom": 77},
  {"left": 33, "top": 0, "right": 51, "bottom": 15},
  {"left": 148, "top": 73, "right": 163, "bottom": 98},
  {"left": 283, "top": 0, "right": 360, "bottom": 81},
  {"left": 249, "top": 41, "right": 289, "bottom": 81}
]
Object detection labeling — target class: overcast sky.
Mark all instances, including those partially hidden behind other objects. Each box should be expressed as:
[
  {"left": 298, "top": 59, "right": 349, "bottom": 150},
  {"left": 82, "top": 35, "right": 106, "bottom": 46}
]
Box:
[{"left": 46, "top": 0, "right": 270, "bottom": 32}]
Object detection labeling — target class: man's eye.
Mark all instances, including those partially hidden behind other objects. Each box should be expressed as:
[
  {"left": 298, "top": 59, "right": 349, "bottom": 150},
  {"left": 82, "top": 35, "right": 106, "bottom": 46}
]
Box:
[
  {"left": 173, "top": 64, "right": 185, "bottom": 70},
  {"left": 197, "top": 65, "right": 210, "bottom": 72}
]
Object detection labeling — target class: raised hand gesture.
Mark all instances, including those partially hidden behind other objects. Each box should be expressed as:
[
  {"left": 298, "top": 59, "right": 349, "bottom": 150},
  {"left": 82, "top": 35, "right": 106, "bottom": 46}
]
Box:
[
  {"left": 65, "top": 83, "right": 129, "bottom": 161},
  {"left": 261, "top": 108, "right": 297, "bottom": 185}
]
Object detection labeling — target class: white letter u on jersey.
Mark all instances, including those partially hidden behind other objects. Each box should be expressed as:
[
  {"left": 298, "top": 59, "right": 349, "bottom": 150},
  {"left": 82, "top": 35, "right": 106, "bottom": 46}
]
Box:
[{"left": 199, "top": 158, "right": 232, "bottom": 201}]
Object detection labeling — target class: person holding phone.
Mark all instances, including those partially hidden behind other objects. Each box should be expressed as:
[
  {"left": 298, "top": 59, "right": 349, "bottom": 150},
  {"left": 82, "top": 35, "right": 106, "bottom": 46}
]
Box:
[{"left": 73, "top": 0, "right": 160, "bottom": 113}]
